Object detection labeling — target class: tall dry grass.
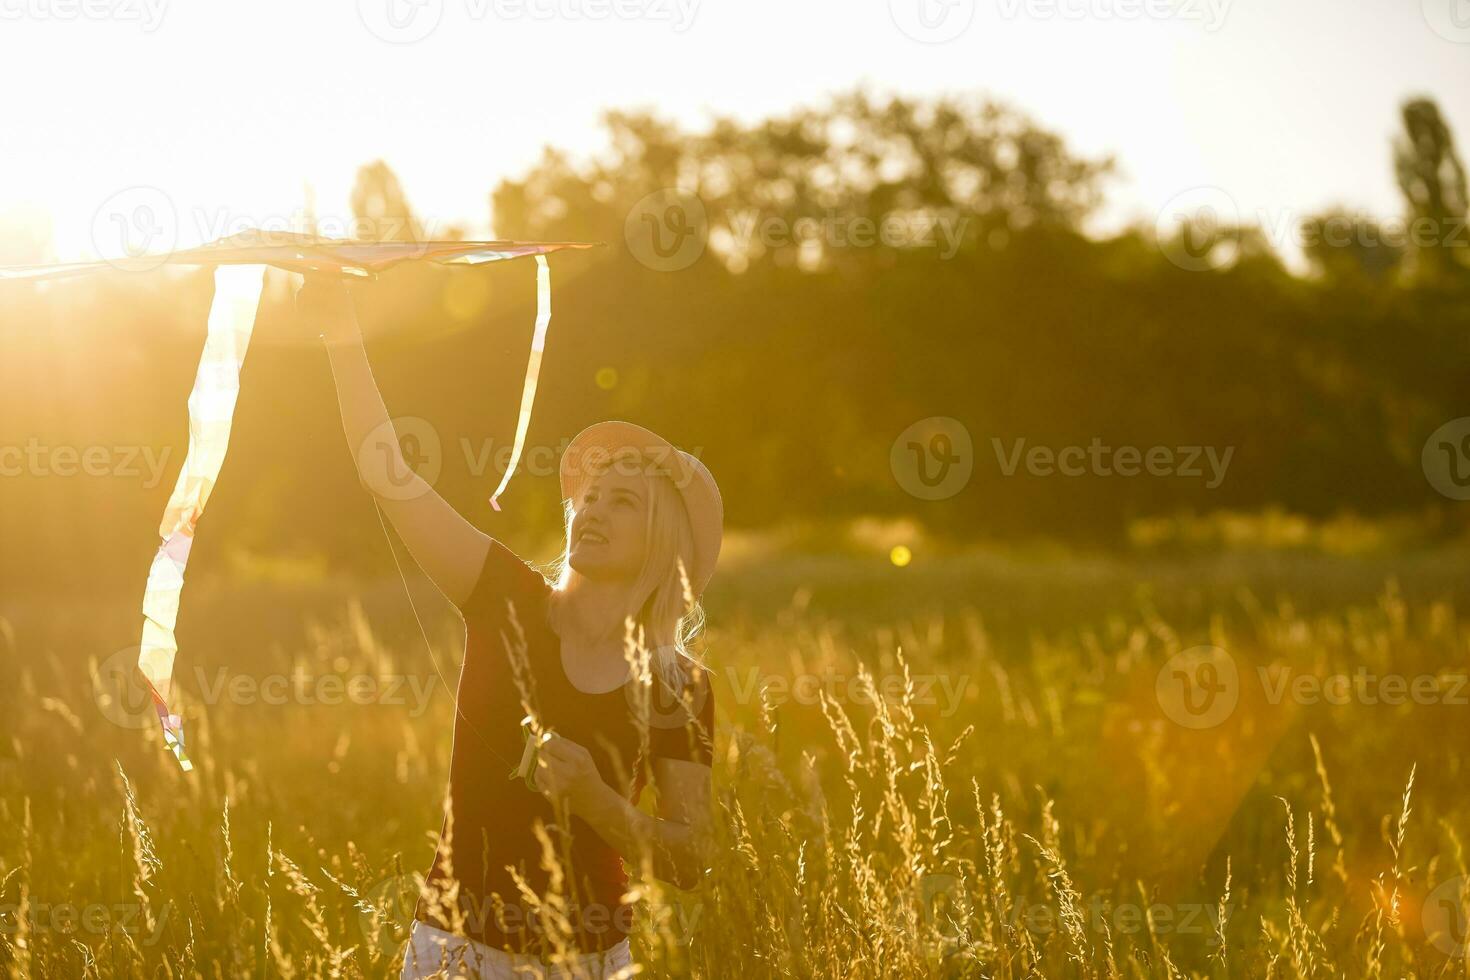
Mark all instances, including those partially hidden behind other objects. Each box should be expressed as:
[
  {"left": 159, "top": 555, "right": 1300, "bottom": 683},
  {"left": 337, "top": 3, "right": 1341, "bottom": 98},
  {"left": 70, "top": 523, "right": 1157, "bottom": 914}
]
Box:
[{"left": 0, "top": 557, "right": 1467, "bottom": 978}]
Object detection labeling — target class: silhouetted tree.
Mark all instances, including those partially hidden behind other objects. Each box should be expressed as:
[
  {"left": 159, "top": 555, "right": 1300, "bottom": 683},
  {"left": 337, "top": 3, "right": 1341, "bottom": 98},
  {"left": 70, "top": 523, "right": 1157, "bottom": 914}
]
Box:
[
  {"left": 350, "top": 160, "right": 423, "bottom": 241},
  {"left": 493, "top": 87, "right": 1115, "bottom": 272},
  {"left": 1394, "top": 98, "right": 1469, "bottom": 285}
]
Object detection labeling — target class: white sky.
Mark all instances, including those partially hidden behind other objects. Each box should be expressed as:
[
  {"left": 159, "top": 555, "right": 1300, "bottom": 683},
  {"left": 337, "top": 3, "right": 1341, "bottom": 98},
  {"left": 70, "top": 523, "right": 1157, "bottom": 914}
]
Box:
[{"left": 0, "top": 0, "right": 1467, "bottom": 264}]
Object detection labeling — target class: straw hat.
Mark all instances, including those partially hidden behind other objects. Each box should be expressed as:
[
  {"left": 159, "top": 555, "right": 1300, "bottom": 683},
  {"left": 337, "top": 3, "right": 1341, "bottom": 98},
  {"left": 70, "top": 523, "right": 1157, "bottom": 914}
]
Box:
[{"left": 560, "top": 421, "right": 723, "bottom": 598}]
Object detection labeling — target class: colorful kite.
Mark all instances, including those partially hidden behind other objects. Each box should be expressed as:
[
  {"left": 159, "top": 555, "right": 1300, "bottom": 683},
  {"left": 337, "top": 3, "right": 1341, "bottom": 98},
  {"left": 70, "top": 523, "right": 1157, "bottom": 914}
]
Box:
[{"left": 1, "top": 230, "right": 601, "bottom": 770}]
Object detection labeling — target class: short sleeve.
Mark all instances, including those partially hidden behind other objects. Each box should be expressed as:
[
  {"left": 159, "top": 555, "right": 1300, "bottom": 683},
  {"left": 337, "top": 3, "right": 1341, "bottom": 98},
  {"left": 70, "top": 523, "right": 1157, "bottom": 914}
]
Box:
[
  {"left": 460, "top": 538, "right": 549, "bottom": 627},
  {"left": 647, "top": 660, "right": 716, "bottom": 767}
]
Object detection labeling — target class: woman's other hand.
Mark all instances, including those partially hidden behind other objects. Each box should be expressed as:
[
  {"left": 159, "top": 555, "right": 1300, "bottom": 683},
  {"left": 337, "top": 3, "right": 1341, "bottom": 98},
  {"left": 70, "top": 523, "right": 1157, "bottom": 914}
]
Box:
[{"left": 534, "top": 735, "right": 607, "bottom": 816}]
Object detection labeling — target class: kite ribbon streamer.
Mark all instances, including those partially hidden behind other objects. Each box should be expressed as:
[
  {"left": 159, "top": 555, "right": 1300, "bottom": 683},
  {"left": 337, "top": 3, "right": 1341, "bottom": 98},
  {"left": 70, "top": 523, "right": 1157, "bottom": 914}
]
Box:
[
  {"left": 138, "top": 264, "right": 266, "bottom": 771},
  {"left": 489, "top": 254, "right": 552, "bottom": 512}
]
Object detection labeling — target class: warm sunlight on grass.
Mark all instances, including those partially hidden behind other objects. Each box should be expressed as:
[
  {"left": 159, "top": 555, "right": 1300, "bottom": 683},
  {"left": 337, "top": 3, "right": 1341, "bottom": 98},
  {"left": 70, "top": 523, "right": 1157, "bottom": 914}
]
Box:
[{"left": 4, "top": 551, "right": 1469, "bottom": 976}]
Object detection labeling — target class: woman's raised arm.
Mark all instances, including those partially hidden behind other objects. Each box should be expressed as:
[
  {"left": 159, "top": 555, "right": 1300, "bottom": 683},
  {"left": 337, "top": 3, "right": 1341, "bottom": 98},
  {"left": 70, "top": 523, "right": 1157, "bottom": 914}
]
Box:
[{"left": 298, "top": 275, "right": 491, "bottom": 611}]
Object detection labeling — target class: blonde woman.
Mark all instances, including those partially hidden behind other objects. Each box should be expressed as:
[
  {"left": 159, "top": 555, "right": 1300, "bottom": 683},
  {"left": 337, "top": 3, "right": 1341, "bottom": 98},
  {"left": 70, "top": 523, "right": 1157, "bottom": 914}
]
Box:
[{"left": 300, "top": 278, "right": 720, "bottom": 979}]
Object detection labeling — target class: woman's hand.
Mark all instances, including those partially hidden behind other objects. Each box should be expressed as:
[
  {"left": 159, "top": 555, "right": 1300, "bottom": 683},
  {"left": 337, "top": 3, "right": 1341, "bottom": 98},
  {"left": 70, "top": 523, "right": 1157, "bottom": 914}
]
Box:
[
  {"left": 295, "top": 274, "right": 360, "bottom": 346},
  {"left": 533, "top": 735, "right": 713, "bottom": 889},
  {"left": 534, "top": 735, "right": 607, "bottom": 817}
]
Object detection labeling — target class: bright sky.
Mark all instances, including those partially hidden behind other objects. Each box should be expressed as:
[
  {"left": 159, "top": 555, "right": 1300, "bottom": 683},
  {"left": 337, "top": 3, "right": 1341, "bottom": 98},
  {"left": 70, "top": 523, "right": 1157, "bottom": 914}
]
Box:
[{"left": 1, "top": 0, "right": 1466, "bottom": 264}]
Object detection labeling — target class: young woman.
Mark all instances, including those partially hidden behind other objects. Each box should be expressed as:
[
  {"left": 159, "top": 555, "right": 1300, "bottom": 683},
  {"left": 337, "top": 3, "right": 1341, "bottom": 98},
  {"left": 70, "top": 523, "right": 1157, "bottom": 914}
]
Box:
[{"left": 299, "top": 277, "right": 721, "bottom": 979}]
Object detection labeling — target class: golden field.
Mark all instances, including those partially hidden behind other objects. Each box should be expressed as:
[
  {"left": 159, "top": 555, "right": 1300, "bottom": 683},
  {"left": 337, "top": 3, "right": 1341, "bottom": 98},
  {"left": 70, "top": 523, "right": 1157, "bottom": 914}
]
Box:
[{"left": 1, "top": 533, "right": 1468, "bottom": 979}]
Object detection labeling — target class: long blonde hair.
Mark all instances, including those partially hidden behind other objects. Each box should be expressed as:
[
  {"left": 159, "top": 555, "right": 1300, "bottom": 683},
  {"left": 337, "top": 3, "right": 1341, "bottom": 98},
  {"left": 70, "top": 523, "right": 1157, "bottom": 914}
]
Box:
[{"left": 541, "top": 451, "right": 707, "bottom": 687}]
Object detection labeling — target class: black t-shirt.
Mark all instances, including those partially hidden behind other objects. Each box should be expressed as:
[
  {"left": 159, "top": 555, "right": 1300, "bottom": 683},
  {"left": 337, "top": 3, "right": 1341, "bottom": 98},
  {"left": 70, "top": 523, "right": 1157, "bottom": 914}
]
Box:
[{"left": 416, "top": 539, "right": 714, "bottom": 955}]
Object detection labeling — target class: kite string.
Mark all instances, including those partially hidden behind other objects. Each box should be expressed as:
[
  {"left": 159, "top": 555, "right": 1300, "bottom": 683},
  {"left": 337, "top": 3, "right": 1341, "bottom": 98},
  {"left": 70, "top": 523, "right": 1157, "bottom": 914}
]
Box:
[
  {"left": 367, "top": 497, "right": 518, "bottom": 772},
  {"left": 350, "top": 255, "right": 562, "bottom": 772}
]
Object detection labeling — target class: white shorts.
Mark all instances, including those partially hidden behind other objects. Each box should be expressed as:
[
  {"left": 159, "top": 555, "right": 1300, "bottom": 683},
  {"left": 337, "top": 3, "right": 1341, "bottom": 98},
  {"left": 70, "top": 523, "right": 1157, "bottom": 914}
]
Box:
[{"left": 399, "top": 921, "right": 634, "bottom": 980}]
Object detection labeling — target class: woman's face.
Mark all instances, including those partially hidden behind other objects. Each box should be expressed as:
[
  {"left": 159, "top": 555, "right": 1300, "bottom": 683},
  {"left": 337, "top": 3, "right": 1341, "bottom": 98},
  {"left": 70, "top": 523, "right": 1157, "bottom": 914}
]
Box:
[{"left": 568, "top": 468, "right": 649, "bottom": 583}]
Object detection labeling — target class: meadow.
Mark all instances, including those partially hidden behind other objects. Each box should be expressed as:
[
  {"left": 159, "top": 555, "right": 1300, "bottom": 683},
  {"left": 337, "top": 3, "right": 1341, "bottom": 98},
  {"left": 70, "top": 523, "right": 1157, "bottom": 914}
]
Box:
[{"left": 1, "top": 530, "right": 1468, "bottom": 978}]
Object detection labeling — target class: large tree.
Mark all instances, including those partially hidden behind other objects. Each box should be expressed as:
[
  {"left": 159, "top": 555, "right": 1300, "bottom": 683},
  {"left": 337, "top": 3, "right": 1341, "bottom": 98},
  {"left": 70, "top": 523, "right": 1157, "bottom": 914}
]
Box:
[{"left": 491, "top": 87, "right": 1115, "bottom": 272}]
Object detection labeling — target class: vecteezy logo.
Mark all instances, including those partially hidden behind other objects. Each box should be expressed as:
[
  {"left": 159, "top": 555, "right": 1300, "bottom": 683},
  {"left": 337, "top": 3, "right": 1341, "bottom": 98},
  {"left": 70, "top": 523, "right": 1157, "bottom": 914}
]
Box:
[
  {"left": 1424, "top": 875, "right": 1470, "bottom": 959},
  {"left": 918, "top": 873, "right": 963, "bottom": 940},
  {"left": 889, "top": 0, "right": 975, "bottom": 42},
  {"left": 1423, "top": 0, "right": 1470, "bottom": 42},
  {"left": 92, "top": 646, "right": 157, "bottom": 731},
  {"left": 1156, "top": 646, "right": 1239, "bottom": 729},
  {"left": 625, "top": 189, "right": 708, "bottom": 271},
  {"left": 890, "top": 417, "right": 974, "bottom": 501},
  {"left": 357, "top": 0, "right": 444, "bottom": 43},
  {"left": 1155, "top": 186, "right": 1241, "bottom": 272},
  {"left": 1422, "top": 417, "right": 1470, "bottom": 501},
  {"left": 91, "top": 187, "right": 178, "bottom": 273},
  {"left": 625, "top": 648, "right": 712, "bottom": 732},
  {"left": 358, "top": 416, "right": 443, "bottom": 501}
]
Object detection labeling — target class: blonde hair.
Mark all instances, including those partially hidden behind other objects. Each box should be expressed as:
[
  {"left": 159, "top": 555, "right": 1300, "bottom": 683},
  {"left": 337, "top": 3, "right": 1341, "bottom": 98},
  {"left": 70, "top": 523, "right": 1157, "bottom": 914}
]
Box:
[{"left": 541, "top": 450, "right": 707, "bottom": 687}]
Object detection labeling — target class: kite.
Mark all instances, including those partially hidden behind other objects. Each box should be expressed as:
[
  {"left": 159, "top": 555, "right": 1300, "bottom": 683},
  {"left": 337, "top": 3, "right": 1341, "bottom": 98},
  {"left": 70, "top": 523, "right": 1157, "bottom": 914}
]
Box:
[{"left": 1, "top": 230, "right": 601, "bottom": 770}]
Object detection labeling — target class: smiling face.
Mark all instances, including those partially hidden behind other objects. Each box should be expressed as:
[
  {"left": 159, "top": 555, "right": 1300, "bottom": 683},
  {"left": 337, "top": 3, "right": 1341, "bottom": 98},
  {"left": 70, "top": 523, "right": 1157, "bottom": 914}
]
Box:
[{"left": 567, "top": 465, "right": 650, "bottom": 584}]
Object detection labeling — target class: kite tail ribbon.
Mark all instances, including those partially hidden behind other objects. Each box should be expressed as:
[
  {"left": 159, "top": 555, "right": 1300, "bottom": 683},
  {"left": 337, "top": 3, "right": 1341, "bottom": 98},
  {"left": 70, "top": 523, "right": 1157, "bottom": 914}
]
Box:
[
  {"left": 137, "top": 264, "right": 267, "bottom": 772},
  {"left": 489, "top": 254, "right": 552, "bottom": 512}
]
